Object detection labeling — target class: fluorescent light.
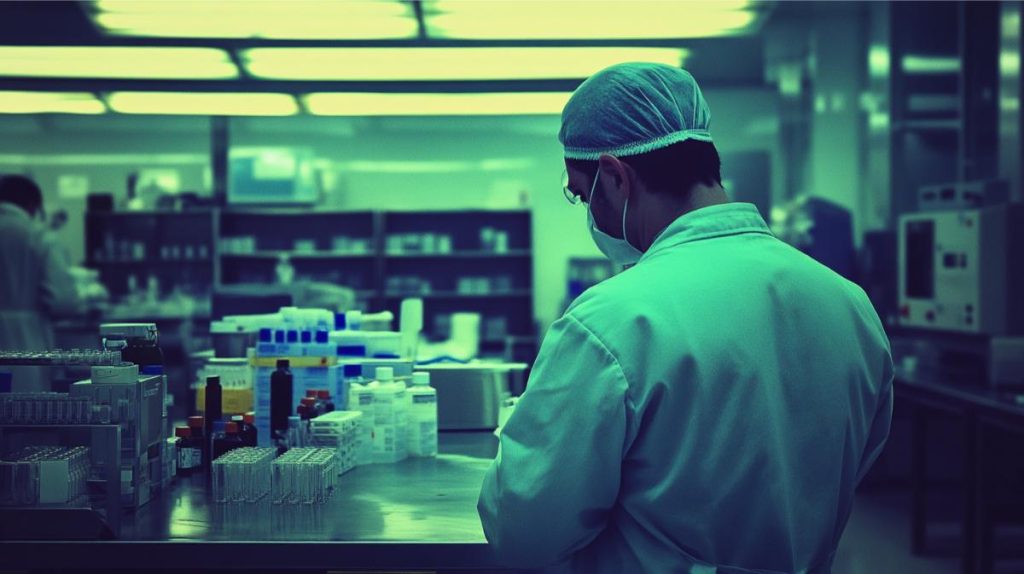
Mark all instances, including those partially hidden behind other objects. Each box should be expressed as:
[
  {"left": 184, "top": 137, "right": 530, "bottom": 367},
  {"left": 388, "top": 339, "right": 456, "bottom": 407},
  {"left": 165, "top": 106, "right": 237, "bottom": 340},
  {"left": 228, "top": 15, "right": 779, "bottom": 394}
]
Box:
[
  {"left": 244, "top": 47, "right": 688, "bottom": 81},
  {"left": 901, "top": 55, "right": 960, "bottom": 75},
  {"left": 1001, "top": 51, "right": 1020, "bottom": 77},
  {"left": 92, "top": 0, "right": 418, "bottom": 39},
  {"left": 868, "top": 45, "right": 889, "bottom": 78},
  {"left": 422, "top": 0, "right": 758, "bottom": 40},
  {"left": 304, "top": 92, "right": 571, "bottom": 116},
  {"left": 0, "top": 91, "right": 105, "bottom": 114},
  {"left": 0, "top": 47, "right": 237, "bottom": 79},
  {"left": 107, "top": 92, "right": 298, "bottom": 116}
]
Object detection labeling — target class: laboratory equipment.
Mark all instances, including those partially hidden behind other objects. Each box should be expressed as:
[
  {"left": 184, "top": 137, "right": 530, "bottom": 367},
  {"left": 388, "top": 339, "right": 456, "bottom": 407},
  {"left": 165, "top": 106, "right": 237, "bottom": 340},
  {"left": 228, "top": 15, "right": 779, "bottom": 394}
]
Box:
[
  {"left": 100, "top": 323, "right": 163, "bottom": 369},
  {"left": 417, "top": 363, "right": 528, "bottom": 430},
  {"left": 205, "top": 375, "right": 223, "bottom": 432},
  {"left": 271, "top": 448, "right": 338, "bottom": 504},
  {"left": 771, "top": 196, "right": 856, "bottom": 280},
  {"left": 917, "top": 179, "right": 1009, "bottom": 212},
  {"left": 70, "top": 367, "right": 167, "bottom": 508},
  {"left": 897, "top": 204, "right": 1024, "bottom": 335},
  {"left": 316, "top": 390, "right": 335, "bottom": 414},
  {"left": 228, "top": 147, "right": 317, "bottom": 205},
  {"left": 407, "top": 372, "right": 438, "bottom": 458},
  {"left": 175, "top": 426, "right": 202, "bottom": 476},
  {"left": 0, "top": 349, "right": 123, "bottom": 367},
  {"left": 270, "top": 360, "right": 293, "bottom": 446},
  {"left": 370, "top": 367, "right": 408, "bottom": 464},
  {"left": 241, "top": 412, "right": 257, "bottom": 446},
  {"left": 212, "top": 422, "right": 245, "bottom": 462},
  {"left": 0, "top": 446, "right": 90, "bottom": 506},
  {"left": 0, "top": 393, "right": 97, "bottom": 425},
  {"left": 308, "top": 410, "right": 363, "bottom": 473},
  {"left": 211, "top": 447, "right": 276, "bottom": 503},
  {"left": 347, "top": 371, "right": 375, "bottom": 466}
]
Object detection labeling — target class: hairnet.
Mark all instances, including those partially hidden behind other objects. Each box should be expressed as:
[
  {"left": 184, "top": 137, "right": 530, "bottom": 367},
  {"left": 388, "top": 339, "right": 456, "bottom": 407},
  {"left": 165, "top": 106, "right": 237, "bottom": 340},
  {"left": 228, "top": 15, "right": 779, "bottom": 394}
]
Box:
[{"left": 558, "top": 62, "right": 713, "bottom": 160}]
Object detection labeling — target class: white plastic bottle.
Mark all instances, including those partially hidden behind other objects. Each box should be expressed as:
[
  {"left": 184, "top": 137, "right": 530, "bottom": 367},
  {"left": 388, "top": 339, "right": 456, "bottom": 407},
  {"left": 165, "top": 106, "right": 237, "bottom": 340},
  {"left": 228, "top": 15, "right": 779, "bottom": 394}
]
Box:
[
  {"left": 407, "top": 372, "right": 438, "bottom": 457},
  {"left": 369, "top": 367, "right": 408, "bottom": 463},
  {"left": 348, "top": 375, "right": 375, "bottom": 466}
]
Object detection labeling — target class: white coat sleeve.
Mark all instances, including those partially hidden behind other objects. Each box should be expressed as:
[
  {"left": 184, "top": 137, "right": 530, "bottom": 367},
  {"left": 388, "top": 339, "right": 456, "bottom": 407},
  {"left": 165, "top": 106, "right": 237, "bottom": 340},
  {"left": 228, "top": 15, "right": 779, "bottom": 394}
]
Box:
[{"left": 477, "top": 313, "right": 632, "bottom": 568}]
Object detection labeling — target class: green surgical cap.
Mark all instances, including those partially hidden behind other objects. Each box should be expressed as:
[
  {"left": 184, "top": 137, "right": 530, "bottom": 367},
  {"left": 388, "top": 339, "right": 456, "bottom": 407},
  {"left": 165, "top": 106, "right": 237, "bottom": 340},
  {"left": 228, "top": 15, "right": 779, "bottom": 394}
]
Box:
[{"left": 558, "top": 62, "right": 713, "bottom": 160}]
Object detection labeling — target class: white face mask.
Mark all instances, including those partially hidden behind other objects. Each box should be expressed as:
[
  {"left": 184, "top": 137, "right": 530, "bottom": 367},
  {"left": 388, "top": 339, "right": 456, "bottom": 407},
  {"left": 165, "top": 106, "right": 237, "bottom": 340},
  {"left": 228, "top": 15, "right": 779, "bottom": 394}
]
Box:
[{"left": 586, "top": 170, "right": 643, "bottom": 267}]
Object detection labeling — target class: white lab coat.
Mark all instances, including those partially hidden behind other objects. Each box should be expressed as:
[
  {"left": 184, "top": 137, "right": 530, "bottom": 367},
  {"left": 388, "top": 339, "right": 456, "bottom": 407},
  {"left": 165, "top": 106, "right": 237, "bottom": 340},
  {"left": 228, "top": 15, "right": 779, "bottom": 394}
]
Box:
[
  {"left": 478, "top": 203, "right": 893, "bottom": 573},
  {"left": 0, "top": 203, "right": 81, "bottom": 391}
]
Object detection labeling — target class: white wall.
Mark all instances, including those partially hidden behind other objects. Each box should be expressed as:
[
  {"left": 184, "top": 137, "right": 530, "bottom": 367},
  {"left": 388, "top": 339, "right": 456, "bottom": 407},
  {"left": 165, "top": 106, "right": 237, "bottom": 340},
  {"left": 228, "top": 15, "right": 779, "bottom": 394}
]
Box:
[{"left": 0, "top": 86, "right": 781, "bottom": 331}]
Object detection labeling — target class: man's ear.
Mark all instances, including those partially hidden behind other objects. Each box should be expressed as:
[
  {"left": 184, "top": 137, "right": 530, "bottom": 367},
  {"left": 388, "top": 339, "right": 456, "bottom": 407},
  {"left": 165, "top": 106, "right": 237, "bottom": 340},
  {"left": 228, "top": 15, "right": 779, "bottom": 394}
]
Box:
[{"left": 597, "top": 154, "right": 633, "bottom": 198}]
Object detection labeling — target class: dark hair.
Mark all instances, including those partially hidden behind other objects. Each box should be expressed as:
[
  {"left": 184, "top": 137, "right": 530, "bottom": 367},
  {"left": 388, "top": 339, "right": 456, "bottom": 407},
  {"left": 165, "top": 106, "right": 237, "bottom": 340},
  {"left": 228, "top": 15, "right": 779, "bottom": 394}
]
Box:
[
  {"left": 0, "top": 174, "right": 43, "bottom": 216},
  {"left": 568, "top": 140, "right": 722, "bottom": 197}
]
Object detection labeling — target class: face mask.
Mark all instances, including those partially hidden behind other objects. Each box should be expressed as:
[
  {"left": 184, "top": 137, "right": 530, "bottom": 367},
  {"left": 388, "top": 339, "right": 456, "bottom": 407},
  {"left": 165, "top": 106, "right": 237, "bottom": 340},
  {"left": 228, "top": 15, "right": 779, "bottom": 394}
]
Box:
[{"left": 587, "top": 170, "right": 643, "bottom": 267}]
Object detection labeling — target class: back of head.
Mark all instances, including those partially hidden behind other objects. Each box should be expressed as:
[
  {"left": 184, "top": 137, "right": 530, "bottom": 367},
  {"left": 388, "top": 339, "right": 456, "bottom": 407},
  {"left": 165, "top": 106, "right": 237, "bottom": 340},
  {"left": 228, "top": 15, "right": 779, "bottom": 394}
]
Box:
[
  {"left": 0, "top": 175, "right": 43, "bottom": 217},
  {"left": 559, "top": 62, "right": 722, "bottom": 197}
]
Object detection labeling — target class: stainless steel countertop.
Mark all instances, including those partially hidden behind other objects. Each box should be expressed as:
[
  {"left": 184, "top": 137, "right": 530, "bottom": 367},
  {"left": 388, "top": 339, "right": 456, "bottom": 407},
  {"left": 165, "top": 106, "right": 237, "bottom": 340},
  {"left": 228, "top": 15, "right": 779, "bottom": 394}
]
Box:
[{"left": 2, "top": 432, "right": 508, "bottom": 571}]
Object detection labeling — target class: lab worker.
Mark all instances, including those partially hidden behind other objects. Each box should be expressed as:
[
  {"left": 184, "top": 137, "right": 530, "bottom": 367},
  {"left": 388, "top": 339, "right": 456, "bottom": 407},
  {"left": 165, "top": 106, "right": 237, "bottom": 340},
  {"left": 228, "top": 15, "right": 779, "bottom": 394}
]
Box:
[
  {"left": 0, "top": 175, "right": 82, "bottom": 391},
  {"left": 478, "top": 63, "right": 893, "bottom": 573}
]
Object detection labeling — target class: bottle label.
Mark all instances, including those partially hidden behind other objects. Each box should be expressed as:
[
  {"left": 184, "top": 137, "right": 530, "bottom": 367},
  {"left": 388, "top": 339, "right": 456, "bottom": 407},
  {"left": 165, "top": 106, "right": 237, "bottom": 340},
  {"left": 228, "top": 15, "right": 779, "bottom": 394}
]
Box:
[
  {"left": 412, "top": 395, "right": 436, "bottom": 404},
  {"left": 177, "top": 447, "right": 202, "bottom": 470}
]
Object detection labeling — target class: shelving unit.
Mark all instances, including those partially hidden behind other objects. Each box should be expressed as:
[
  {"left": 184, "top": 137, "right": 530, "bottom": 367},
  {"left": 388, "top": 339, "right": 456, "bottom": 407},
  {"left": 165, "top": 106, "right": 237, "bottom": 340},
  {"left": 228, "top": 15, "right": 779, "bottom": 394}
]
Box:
[
  {"left": 888, "top": 2, "right": 1000, "bottom": 218},
  {"left": 84, "top": 210, "right": 217, "bottom": 300},
  {"left": 86, "top": 208, "right": 538, "bottom": 357}
]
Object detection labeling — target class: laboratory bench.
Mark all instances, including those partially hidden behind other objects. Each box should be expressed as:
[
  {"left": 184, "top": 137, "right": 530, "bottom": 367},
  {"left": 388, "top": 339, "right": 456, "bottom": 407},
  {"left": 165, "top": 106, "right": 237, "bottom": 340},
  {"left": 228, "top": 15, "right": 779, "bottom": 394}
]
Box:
[
  {"left": 0, "top": 432, "right": 509, "bottom": 572},
  {"left": 894, "top": 373, "right": 1024, "bottom": 574}
]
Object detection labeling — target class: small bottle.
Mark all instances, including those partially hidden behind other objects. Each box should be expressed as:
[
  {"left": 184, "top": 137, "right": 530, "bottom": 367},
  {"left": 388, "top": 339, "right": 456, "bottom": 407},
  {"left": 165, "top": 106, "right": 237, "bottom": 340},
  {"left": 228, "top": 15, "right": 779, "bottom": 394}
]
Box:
[
  {"left": 208, "top": 420, "right": 226, "bottom": 468},
  {"left": 299, "top": 396, "right": 318, "bottom": 441},
  {"left": 242, "top": 411, "right": 258, "bottom": 446},
  {"left": 212, "top": 421, "right": 245, "bottom": 462},
  {"left": 184, "top": 416, "right": 206, "bottom": 474},
  {"left": 407, "top": 372, "right": 438, "bottom": 458},
  {"left": 175, "top": 427, "right": 202, "bottom": 477},
  {"left": 205, "top": 376, "right": 223, "bottom": 434},
  {"left": 270, "top": 360, "right": 293, "bottom": 447},
  {"left": 317, "top": 389, "right": 335, "bottom": 413},
  {"left": 287, "top": 415, "right": 302, "bottom": 448}
]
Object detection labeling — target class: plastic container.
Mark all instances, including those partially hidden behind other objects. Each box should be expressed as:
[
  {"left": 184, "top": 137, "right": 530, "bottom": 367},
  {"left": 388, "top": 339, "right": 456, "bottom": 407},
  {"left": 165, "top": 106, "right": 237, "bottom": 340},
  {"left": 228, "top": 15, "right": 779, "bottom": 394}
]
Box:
[
  {"left": 347, "top": 374, "right": 375, "bottom": 466},
  {"left": 407, "top": 372, "right": 438, "bottom": 457},
  {"left": 369, "top": 367, "right": 408, "bottom": 463}
]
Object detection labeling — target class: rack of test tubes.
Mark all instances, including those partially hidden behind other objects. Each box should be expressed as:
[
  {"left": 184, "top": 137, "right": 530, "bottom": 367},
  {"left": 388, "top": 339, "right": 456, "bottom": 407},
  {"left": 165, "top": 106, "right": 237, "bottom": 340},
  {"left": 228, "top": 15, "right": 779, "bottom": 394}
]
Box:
[
  {"left": 271, "top": 448, "right": 339, "bottom": 504},
  {"left": 308, "top": 410, "right": 363, "bottom": 474},
  {"left": 212, "top": 447, "right": 277, "bottom": 503},
  {"left": 0, "top": 349, "right": 125, "bottom": 367},
  {"left": 0, "top": 393, "right": 101, "bottom": 425},
  {"left": 0, "top": 446, "right": 90, "bottom": 507}
]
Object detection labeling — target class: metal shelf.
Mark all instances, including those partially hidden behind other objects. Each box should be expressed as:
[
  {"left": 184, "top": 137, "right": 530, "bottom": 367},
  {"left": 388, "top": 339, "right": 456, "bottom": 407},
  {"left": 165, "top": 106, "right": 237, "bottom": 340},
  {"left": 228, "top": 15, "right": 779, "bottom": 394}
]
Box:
[
  {"left": 384, "top": 250, "right": 531, "bottom": 258},
  {"left": 384, "top": 291, "right": 532, "bottom": 299},
  {"left": 220, "top": 251, "right": 375, "bottom": 260},
  {"left": 87, "top": 259, "right": 213, "bottom": 266}
]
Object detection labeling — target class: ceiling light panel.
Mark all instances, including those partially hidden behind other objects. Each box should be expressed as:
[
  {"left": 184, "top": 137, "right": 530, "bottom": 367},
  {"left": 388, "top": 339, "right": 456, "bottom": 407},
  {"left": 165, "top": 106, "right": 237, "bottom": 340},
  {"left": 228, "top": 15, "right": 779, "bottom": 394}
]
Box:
[
  {"left": 244, "top": 47, "right": 688, "bottom": 81},
  {"left": 422, "top": 0, "right": 758, "bottom": 40},
  {"left": 107, "top": 92, "right": 298, "bottom": 116},
  {"left": 0, "top": 47, "right": 238, "bottom": 79},
  {"left": 0, "top": 91, "right": 105, "bottom": 114},
  {"left": 92, "top": 0, "right": 418, "bottom": 39},
  {"left": 304, "top": 92, "right": 572, "bottom": 116}
]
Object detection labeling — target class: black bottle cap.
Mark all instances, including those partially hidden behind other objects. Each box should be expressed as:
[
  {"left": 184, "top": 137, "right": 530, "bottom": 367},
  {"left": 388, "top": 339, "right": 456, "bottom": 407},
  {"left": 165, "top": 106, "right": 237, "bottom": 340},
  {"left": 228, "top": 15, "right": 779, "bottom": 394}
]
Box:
[
  {"left": 277, "top": 359, "right": 290, "bottom": 368},
  {"left": 206, "top": 375, "right": 221, "bottom": 385}
]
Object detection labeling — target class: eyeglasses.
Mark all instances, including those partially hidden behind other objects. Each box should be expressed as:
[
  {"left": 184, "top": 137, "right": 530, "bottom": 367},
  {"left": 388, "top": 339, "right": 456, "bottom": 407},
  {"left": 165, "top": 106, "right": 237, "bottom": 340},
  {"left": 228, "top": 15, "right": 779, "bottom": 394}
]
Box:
[{"left": 561, "top": 169, "right": 584, "bottom": 205}]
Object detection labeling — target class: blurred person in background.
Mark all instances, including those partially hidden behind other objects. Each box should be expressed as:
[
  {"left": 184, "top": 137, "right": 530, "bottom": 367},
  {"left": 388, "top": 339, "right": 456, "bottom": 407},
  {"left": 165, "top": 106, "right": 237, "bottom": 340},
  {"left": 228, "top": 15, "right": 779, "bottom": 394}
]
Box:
[{"left": 0, "top": 174, "right": 83, "bottom": 391}]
